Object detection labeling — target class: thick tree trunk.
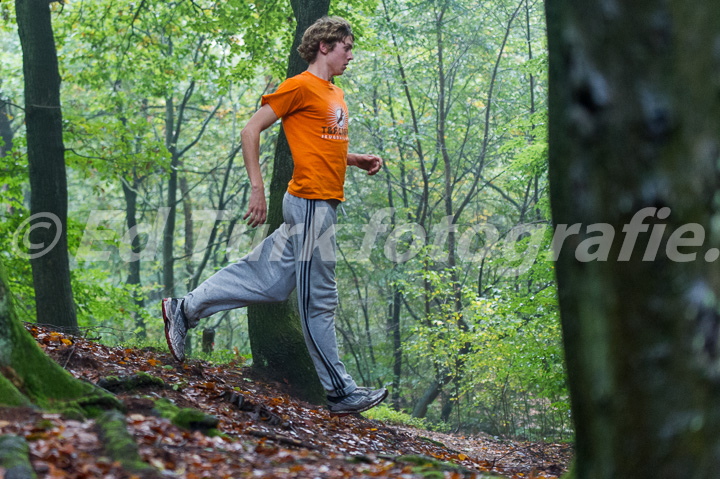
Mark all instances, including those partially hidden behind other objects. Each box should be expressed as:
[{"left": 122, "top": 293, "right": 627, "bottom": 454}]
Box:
[
  {"left": 15, "top": 0, "right": 77, "bottom": 332},
  {"left": 546, "top": 1, "right": 720, "bottom": 477},
  {"left": 246, "top": 0, "right": 330, "bottom": 404}
]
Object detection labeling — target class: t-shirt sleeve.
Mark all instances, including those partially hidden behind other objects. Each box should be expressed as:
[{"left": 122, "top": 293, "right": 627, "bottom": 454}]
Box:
[{"left": 261, "top": 77, "right": 304, "bottom": 119}]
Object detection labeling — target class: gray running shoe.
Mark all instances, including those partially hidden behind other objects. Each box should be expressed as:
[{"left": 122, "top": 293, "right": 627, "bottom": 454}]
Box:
[
  {"left": 162, "top": 298, "right": 188, "bottom": 362},
  {"left": 327, "top": 386, "right": 388, "bottom": 416}
]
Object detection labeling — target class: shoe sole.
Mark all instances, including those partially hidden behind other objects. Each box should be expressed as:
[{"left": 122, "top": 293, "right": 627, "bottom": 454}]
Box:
[
  {"left": 329, "top": 388, "right": 389, "bottom": 417},
  {"left": 162, "top": 299, "right": 184, "bottom": 363}
]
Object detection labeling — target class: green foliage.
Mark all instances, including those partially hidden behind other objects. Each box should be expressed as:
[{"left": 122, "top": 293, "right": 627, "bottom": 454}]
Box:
[
  {"left": 197, "top": 348, "right": 251, "bottom": 366},
  {"left": 363, "top": 403, "right": 429, "bottom": 429}
]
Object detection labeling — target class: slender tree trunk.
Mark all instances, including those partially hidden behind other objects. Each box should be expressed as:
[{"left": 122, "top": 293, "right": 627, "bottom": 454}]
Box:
[
  {"left": 390, "top": 288, "right": 402, "bottom": 408},
  {"left": 547, "top": 1, "right": 720, "bottom": 477},
  {"left": 0, "top": 97, "right": 15, "bottom": 213},
  {"left": 163, "top": 95, "right": 178, "bottom": 298},
  {"left": 0, "top": 97, "right": 13, "bottom": 156},
  {"left": 246, "top": 0, "right": 330, "bottom": 404},
  {"left": 385, "top": 81, "right": 414, "bottom": 409},
  {"left": 412, "top": 379, "right": 442, "bottom": 418},
  {"left": 178, "top": 173, "right": 194, "bottom": 358},
  {"left": 121, "top": 177, "right": 143, "bottom": 289},
  {"left": 179, "top": 174, "right": 194, "bottom": 287},
  {"left": 122, "top": 174, "right": 145, "bottom": 336},
  {"left": 15, "top": 0, "right": 77, "bottom": 332},
  {"left": 440, "top": 395, "right": 454, "bottom": 423}
]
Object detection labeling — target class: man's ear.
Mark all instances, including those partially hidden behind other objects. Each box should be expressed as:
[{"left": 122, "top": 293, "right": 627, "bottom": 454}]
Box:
[{"left": 318, "top": 41, "right": 330, "bottom": 55}]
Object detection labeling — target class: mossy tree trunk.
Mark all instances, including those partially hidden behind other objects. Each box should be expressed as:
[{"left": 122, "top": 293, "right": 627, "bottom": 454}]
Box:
[
  {"left": 0, "top": 259, "right": 120, "bottom": 412},
  {"left": 546, "top": 1, "right": 720, "bottom": 477},
  {"left": 15, "top": 0, "right": 77, "bottom": 332},
  {"left": 246, "top": 0, "right": 330, "bottom": 404}
]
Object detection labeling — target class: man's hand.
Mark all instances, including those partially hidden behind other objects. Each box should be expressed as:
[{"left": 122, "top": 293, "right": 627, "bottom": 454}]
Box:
[
  {"left": 349, "top": 153, "right": 383, "bottom": 175},
  {"left": 243, "top": 187, "right": 267, "bottom": 227}
]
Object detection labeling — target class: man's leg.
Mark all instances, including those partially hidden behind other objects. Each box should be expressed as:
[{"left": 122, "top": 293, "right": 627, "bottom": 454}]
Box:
[
  {"left": 163, "top": 219, "right": 298, "bottom": 361},
  {"left": 183, "top": 223, "right": 298, "bottom": 323},
  {"left": 284, "top": 192, "right": 357, "bottom": 398}
]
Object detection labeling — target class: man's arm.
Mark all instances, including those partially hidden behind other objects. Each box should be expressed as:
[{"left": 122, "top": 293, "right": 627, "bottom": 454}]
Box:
[
  {"left": 348, "top": 153, "right": 383, "bottom": 175},
  {"left": 240, "top": 104, "right": 279, "bottom": 227}
]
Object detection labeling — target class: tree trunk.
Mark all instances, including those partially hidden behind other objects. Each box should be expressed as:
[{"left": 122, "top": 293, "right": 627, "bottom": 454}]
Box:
[
  {"left": 0, "top": 97, "right": 15, "bottom": 213},
  {"left": 122, "top": 174, "right": 146, "bottom": 338},
  {"left": 412, "top": 379, "right": 442, "bottom": 419},
  {"left": 15, "top": 0, "right": 77, "bottom": 332},
  {"left": 390, "top": 289, "right": 402, "bottom": 408},
  {"left": 246, "top": 0, "right": 330, "bottom": 404},
  {"left": 0, "top": 259, "right": 120, "bottom": 411},
  {"left": 179, "top": 174, "right": 194, "bottom": 288},
  {"left": 163, "top": 95, "right": 178, "bottom": 298},
  {"left": 0, "top": 97, "right": 13, "bottom": 156},
  {"left": 546, "top": 1, "right": 720, "bottom": 477}
]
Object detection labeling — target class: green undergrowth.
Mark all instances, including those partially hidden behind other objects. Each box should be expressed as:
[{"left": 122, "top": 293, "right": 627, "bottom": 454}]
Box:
[
  {"left": 113, "top": 336, "right": 167, "bottom": 353},
  {"left": 196, "top": 348, "right": 252, "bottom": 366},
  {"left": 363, "top": 404, "right": 431, "bottom": 430}
]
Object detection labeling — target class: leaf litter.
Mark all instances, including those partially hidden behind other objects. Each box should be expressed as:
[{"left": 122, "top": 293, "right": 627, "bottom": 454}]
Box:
[{"left": 0, "top": 324, "right": 572, "bottom": 479}]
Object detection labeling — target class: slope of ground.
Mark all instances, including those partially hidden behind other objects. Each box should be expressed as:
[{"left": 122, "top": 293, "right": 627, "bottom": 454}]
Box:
[{"left": 0, "top": 324, "right": 572, "bottom": 479}]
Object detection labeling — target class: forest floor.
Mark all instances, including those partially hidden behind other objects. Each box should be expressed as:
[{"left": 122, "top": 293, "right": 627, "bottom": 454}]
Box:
[{"left": 0, "top": 324, "right": 572, "bottom": 479}]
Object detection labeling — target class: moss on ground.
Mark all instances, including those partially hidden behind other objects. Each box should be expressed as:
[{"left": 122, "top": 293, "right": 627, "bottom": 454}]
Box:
[
  {"left": 97, "top": 372, "right": 166, "bottom": 393},
  {"left": 151, "top": 397, "right": 220, "bottom": 435},
  {"left": 172, "top": 407, "right": 219, "bottom": 432},
  {"left": 0, "top": 434, "right": 36, "bottom": 479},
  {"left": 96, "top": 410, "right": 158, "bottom": 477}
]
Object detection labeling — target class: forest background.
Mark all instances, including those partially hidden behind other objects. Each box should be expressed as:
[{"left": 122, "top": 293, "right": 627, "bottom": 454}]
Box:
[{"left": 0, "top": 0, "right": 566, "bottom": 440}]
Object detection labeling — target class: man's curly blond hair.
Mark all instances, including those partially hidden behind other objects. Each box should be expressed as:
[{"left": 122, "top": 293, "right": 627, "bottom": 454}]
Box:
[{"left": 297, "top": 16, "right": 354, "bottom": 64}]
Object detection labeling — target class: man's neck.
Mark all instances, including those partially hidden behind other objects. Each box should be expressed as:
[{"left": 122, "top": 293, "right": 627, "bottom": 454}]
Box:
[{"left": 307, "top": 62, "right": 333, "bottom": 82}]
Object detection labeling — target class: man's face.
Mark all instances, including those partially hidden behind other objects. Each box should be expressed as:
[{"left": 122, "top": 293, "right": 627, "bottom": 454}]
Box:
[{"left": 324, "top": 36, "right": 354, "bottom": 77}]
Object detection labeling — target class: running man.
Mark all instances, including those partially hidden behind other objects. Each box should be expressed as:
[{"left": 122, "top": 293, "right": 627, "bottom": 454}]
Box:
[{"left": 162, "top": 16, "right": 387, "bottom": 416}]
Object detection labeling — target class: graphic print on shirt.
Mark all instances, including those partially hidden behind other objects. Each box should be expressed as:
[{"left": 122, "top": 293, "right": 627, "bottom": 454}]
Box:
[{"left": 321, "top": 103, "right": 349, "bottom": 140}]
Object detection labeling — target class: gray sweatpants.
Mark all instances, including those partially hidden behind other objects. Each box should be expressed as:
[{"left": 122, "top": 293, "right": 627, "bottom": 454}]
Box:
[{"left": 183, "top": 191, "right": 357, "bottom": 398}]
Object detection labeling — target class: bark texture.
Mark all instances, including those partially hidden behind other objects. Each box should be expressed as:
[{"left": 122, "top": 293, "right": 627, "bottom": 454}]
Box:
[
  {"left": 247, "top": 0, "right": 331, "bottom": 404},
  {"left": 15, "top": 0, "right": 77, "bottom": 331},
  {"left": 546, "top": 1, "right": 720, "bottom": 477}
]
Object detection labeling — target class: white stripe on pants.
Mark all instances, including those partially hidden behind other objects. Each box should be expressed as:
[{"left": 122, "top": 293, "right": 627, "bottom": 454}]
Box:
[{"left": 183, "top": 191, "right": 357, "bottom": 398}]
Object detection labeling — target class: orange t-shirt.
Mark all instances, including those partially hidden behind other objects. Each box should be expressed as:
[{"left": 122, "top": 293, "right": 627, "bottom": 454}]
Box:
[{"left": 261, "top": 71, "right": 349, "bottom": 201}]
